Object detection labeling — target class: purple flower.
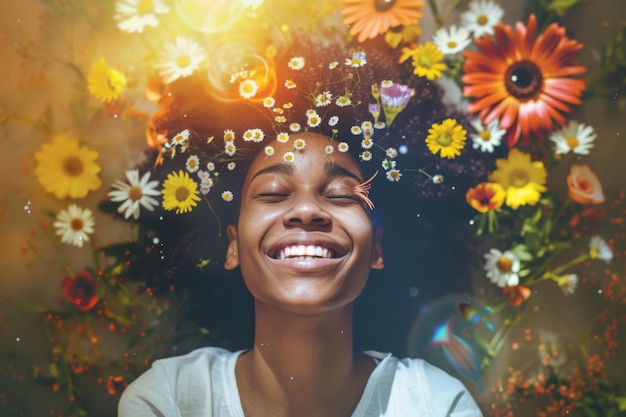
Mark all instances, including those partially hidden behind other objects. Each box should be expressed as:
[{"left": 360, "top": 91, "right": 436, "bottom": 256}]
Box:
[{"left": 380, "top": 83, "right": 414, "bottom": 126}]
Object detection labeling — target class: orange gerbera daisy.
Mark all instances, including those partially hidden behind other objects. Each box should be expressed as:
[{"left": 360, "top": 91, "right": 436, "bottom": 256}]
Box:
[
  {"left": 466, "top": 182, "right": 505, "bottom": 213},
  {"left": 342, "top": 0, "right": 425, "bottom": 43},
  {"left": 462, "top": 14, "right": 586, "bottom": 147}
]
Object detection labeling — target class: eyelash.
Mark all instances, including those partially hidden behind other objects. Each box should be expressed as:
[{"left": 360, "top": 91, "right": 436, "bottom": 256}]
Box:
[{"left": 254, "top": 192, "right": 361, "bottom": 204}]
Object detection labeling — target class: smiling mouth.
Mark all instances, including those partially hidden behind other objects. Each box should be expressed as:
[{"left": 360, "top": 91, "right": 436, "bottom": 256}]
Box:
[{"left": 273, "top": 245, "right": 338, "bottom": 260}]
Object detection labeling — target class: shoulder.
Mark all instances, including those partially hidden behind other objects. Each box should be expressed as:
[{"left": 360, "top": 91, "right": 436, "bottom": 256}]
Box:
[
  {"left": 118, "top": 346, "right": 238, "bottom": 417},
  {"left": 366, "top": 352, "right": 483, "bottom": 417}
]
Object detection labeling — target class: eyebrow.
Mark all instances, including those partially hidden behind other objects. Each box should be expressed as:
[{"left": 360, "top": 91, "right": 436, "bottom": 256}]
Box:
[
  {"left": 250, "top": 163, "right": 293, "bottom": 182},
  {"left": 324, "top": 162, "right": 363, "bottom": 183}
]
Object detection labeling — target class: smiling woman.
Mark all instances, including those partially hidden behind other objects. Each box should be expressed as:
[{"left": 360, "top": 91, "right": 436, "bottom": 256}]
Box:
[{"left": 115, "top": 24, "right": 486, "bottom": 416}]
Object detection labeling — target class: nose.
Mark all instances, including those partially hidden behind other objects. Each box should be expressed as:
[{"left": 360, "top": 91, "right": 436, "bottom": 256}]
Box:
[{"left": 283, "top": 192, "right": 331, "bottom": 228}]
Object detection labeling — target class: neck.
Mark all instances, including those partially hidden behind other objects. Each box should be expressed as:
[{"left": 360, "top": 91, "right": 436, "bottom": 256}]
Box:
[{"left": 236, "top": 302, "right": 372, "bottom": 417}]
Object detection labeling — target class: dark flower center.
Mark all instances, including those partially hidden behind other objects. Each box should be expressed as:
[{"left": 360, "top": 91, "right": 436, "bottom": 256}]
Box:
[
  {"left": 63, "top": 156, "right": 84, "bottom": 177},
  {"left": 504, "top": 60, "right": 543, "bottom": 100},
  {"left": 374, "top": 0, "right": 396, "bottom": 12},
  {"left": 175, "top": 186, "right": 190, "bottom": 202}
]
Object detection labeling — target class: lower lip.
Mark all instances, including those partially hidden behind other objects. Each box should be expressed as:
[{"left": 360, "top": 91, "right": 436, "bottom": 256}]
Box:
[{"left": 266, "top": 256, "right": 343, "bottom": 273}]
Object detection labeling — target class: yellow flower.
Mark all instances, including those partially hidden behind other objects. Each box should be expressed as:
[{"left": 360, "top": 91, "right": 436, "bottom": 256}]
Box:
[
  {"left": 35, "top": 135, "right": 102, "bottom": 199},
  {"left": 385, "top": 24, "right": 422, "bottom": 49},
  {"left": 161, "top": 170, "right": 201, "bottom": 214},
  {"left": 87, "top": 58, "right": 127, "bottom": 103},
  {"left": 425, "top": 118, "right": 467, "bottom": 159},
  {"left": 489, "top": 149, "right": 547, "bottom": 209},
  {"left": 404, "top": 42, "right": 447, "bottom": 80}
]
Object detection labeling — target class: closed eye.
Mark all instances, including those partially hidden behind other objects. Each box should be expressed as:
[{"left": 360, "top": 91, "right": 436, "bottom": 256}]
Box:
[
  {"left": 255, "top": 192, "right": 291, "bottom": 202},
  {"left": 325, "top": 194, "right": 362, "bottom": 205}
]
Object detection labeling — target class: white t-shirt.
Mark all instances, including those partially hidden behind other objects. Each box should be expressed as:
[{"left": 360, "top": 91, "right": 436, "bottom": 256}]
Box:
[{"left": 118, "top": 347, "right": 482, "bottom": 416}]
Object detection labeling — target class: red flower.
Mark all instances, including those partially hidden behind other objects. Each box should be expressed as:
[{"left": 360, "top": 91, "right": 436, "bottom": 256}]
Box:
[
  {"left": 61, "top": 271, "right": 99, "bottom": 312},
  {"left": 567, "top": 164, "right": 605, "bottom": 205},
  {"left": 462, "top": 14, "right": 586, "bottom": 147},
  {"left": 503, "top": 285, "right": 532, "bottom": 307},
  {"left": 107, "top": 375, "right": 128, "bottom": 395}
]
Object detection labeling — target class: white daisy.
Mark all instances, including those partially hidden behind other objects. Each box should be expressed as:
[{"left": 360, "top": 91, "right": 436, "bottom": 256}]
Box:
[
  {"left": 589, "top": 235, "right": 612, "bottom": 263},
  {"left": 171, "top": 129, "right": 190, "bottom": 146},
  {"left": 227, "top": 162, "right": 236, "bottom": 170},
  {"left": 360, "top": 151, "right": 372, "bottom": 161},
  {"left": 335, "top": 96, "right": 352, "bottom": 107},
  {"left": 223, "top": 129, "right": 235, "bottom": 141},
  {"left": 345, "top": 50, "right": 366, "bottom": 67},
  {"left": 307, "top": 114, "right": 321, "bottom": 128},
  {"left": 289, "top": 123, "right": 301, "bottom": 132},
  {"left": 185, "top": 155, "right": 200, "bottom": 173},
  {"left": 328, "top": 61, "right": 338, "bottom": 69},
  {"left": 470, "top": 119, "right": 505, "bottom": 153},
  {"left": 386, "top": 148, "right": 398, "bottom": 158},
  {"left": 283, "top": 151, "right": 296, "bottom": 162},
  {"left": 288, "top": 57, "right": 305, "bottom": 70},
  {"left": 361, "top": 138, "right": 374, "bottom": 149},
  {"left": 432, "top": 25, "right": 472, "bottom": 55},
  {"left": 224, "top": 141, "right": 236, "bottom": 156},
  {"left": 275, "top": 115, "right": 287, "bottom": 123},
  {"left": 460, "top": 0, "right": 504, "bottom": 39},
  {"left": 315, "top": 91, "right": 332, "bottom": 107},
  {"left": 382, "top": 159, "right": 396, "bottom": 170},
  {"left": 351, "top": 126, "right": 362, "bottom": 135},
  {"left": 221, "top": 191, "right": 234, "bottom": 202},
  {"left": 483, "top": 248, "right": 520, "bottom": 288},
  {"left": 207, "top": 162, "right": 216, "bottom": 171},
  {"left": 328, "top": 116, "right": 339, "bottom": 126},
  {"left": 243, "top": 128, "right": 264, "bottom": 142},
  {"left": 293, "top": 138, "right": 306, "bottom": 150},
  {"left": 156, "top": 37, "right": 207, "bottom": 84},
  {"left": 54, "top": 204, "right": 95, "bottom": 247},
  {"left": 558, "top": 274, "right": 578, "bottom": 296},
  {"left": 374, "top": 122, "right": 386, "bottom": 129},
  {"left": 108, "top": 170, "right": 160, "bottom": 220},
  {"left": 276, "top": 132, "right": 290, "bottom": 143},
  {"left": 264, "top": 146, "right": 275, "bottom": 156},
  {"left": 386, "top": 169, "right": 402, "bottom": 182},
  {"left": 114, "top": 0, "right": 170, "bottom": 34},
  {"left": 324, "top": 145, "right": 334, "bottom": 154},
  {"left": 239, "top": 79, "right": 259, "bottom": 99},
  {"left": 337, "top": 142, "right": 349, "bottom": 152},
  {"left": 263, "top": 97, "right": 275, "bottom": 108},
  {"left": 284, "top": 79, "right": 297, "bottom": 89},
  {"left": 550, "top": 121, "right": 596, "bottom": 155},
  {"left": 361, "top": 121, "right": 374, "bottom": 130}
]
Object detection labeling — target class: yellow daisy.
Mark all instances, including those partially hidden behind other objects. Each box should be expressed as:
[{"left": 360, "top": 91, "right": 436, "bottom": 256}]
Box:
[
  {"left": 401, "top": 42, "right": 447, "bottom": 80},
  {"left": 35, "top": 135, "right": 102, "bottom": 199},
  {"left": 489, "top": 149, "right": 547, "bottom": 209},
  {"left": 425, "top": 119, "right": 467, "bottom": 159},
  {"left": 87, "top": 58, "right": 127, "bottom": 103},
  {"left": 161, "top": 170, "right": 201, "bottom": 214}
]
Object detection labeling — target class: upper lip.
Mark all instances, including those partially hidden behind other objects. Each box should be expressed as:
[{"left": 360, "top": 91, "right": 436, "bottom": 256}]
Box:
[{"left": 266, "top": 235, "right": 347, "bottom": 259}]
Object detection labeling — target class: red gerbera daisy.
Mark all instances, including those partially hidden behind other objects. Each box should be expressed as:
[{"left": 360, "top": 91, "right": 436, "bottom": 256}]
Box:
[{"left": 462, "top": 14, "right": 586, "bottom": 147}]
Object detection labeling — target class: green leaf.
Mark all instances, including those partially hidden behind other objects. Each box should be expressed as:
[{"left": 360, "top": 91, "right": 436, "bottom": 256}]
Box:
[
  {"left": 11, "top": 296, "right": 47, "bottom": 314},
  {"left": 511, "top": 244, "right": 533, "bottom": 261},
  {"left": 49, "top": 363, "right": 60, "bottom": 378},
  {"left": 617, "top": 396, "right": 626, "bottom": 411}
]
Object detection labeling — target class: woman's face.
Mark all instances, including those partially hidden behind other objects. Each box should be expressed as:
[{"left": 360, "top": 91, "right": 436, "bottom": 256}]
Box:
[{"left": 225, "top": 132, "right": 383, "bottom": 315}]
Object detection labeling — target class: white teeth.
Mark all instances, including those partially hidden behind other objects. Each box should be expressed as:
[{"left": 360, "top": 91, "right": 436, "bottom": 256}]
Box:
[{"left": 277, "top": 245, "right": 333, "bottom": 259}]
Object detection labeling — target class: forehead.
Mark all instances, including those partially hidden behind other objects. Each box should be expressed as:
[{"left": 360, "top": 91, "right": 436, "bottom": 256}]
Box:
[{"left": 243, "top": 133, "right": 363, "bottom": 186}]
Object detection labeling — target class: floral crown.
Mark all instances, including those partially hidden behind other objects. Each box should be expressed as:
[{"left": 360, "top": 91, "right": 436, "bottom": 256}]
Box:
[{"left": 145, "top": 31, "right": 464, "bottom": 227}]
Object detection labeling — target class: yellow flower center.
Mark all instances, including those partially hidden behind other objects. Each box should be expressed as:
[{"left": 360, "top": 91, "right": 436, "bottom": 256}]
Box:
[
  {"left": 176, "top": 55, "right": 191, "bottom": 69},
  {"left": 128, "top": 186, "right": 143, "bottom": 201},
  {"left": 496, "top": 256, "right": 512, "bottom": 273},
  {"left": 70, "top": 218, "right": 84, "bottom": 231},
  {"left": 477, "top": 15, "right": 488, "bottom": 26},
  {"left": 137, "top": 0, "right": 154, "bottom": 14},
  {"left": 446, "top": 41, "right": 458, "bottom": 49},
  {"left": 175, "top": 186, "right": 190, "bottom": 202},
  {"left": 63, "top": 156, "right": 84, "bottom": 177},
  {"left": 480, "top": 130, "right": 491, "bottom": 141},
  {"left": 419, "top": 56, "right": 432, "bottom": 69},
  {"left": 566, "top": 137, "right": 580, "bottom": 148},
  {"left": 509, "top": 169, "right": 529, "bottom": 188},
  {"left": 437, "top": 134, "right": 452, "bottom": 147}
]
